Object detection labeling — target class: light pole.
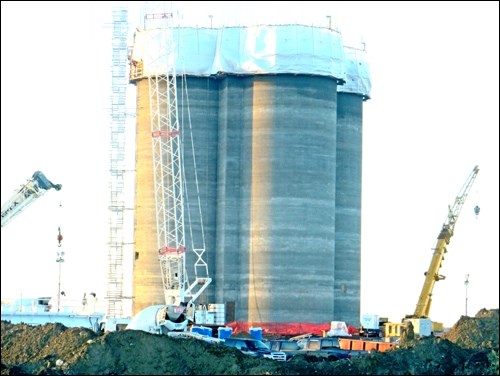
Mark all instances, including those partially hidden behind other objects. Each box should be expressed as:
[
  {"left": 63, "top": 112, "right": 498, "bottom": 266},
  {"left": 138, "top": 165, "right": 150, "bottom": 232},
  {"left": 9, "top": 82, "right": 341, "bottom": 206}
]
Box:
[
  {"left": 56, "top": 227, "right": 64, "bottom": 312},
  {"left": 56, "top": 250, "right": 65, "bottom": 312},
  {"left": 464, "top": 274, "right": 470, "bottom": 316}
]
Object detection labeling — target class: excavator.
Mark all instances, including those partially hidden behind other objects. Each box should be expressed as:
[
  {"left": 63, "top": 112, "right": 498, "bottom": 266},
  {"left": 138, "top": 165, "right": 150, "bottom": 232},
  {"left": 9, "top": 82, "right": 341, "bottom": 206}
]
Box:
[
  {"left": 402, "top": 165, "right": 480, "bottom": 335},
  {"left": 1, "top": 171, "right": 62, "bottom": 228}
]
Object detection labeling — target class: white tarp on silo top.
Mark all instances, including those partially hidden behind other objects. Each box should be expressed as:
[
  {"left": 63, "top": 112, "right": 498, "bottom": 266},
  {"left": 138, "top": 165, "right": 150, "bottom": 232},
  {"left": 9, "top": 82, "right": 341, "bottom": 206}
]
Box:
[
  {"left": 338, "top": 46, "right": 371, "bottom": 98},
  {"left": 130, "top": 25, "right": 346, "bottom": 81}
]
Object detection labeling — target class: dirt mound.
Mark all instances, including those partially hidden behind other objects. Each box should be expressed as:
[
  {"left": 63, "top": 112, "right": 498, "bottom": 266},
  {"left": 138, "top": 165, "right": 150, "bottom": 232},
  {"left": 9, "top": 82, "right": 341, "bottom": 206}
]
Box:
[
  {"left": 1, "top": 309, "right": 499, "bottom": 375},
  {"left": 444, "top": 309, "right": 500, "bottom": 350}
]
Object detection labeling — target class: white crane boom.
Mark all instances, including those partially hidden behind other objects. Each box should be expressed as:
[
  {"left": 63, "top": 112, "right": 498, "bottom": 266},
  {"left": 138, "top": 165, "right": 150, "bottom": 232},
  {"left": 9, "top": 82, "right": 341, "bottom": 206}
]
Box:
[
  {"left": 1, "top": 171, "right": 61, "bottom": 228},
  {"left": 126, "top": 2, "right": 210, "bottom": 334}
]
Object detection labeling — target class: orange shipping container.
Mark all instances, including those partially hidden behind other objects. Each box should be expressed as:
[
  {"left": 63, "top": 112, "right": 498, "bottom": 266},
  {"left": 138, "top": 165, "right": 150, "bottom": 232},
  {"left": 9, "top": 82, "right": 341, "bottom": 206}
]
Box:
[{"left": 339, "top": 338, "right": 396, "bottom": 353}]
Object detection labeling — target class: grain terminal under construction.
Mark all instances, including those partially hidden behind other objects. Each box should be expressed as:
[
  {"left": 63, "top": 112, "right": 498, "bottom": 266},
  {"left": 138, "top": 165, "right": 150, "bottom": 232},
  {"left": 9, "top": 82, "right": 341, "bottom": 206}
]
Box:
[{"left": 122, "top": 12, "right": 371, "bottom": 329}]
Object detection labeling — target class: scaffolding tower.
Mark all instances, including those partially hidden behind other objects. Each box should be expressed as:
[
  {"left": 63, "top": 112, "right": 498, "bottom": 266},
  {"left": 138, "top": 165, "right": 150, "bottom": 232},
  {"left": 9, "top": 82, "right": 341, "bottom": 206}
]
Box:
[{"left": 106, "top": 7, "right": 130, "bottom": 319}]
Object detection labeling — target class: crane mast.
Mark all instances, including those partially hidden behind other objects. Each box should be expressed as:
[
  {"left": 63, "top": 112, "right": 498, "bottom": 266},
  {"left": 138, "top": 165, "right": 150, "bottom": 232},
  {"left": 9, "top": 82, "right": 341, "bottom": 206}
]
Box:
[
  {"left": 411, "top": 165, "right": 479, "bottom": 319},
  {"left": 145, "top": 9, "right": 186, "bottom": 307},
  {"left": 144, "top": 2, "right": 210, "bottom": 318},
  {"left": 125, "top": 2, "right": 211, "bottom": 334}
]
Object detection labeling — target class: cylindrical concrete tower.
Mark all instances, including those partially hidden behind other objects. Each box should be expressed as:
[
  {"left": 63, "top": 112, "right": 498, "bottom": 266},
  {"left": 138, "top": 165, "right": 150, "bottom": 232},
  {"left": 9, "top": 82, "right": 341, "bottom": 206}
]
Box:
[
  {"left": 216, "top": 74, "right": 338, "bottom": 323},
  {"left": 132, "top": 78, "right": 163, "bottom": 313},
  {"left": 131, "top": 76, "right": 220, "bottom": 313},
  {"left": 335, "top": 46, "right": 371, "bottom": 325},
  {"left": 129, "top": 25, "right": 370, "bottom": 326}
]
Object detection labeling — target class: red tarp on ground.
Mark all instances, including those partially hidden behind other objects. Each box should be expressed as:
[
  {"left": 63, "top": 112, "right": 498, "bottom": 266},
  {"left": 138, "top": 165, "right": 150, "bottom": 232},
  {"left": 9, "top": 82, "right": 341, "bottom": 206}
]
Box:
[{"left": 225, "top": 321, "right": 331, "bottom": 336}]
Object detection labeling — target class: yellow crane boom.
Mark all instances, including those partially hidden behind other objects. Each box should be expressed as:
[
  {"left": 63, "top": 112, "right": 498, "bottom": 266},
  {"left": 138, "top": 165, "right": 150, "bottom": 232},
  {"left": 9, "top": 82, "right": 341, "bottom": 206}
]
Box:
[{"left": 410, "top": 165, "right": 480, "bottom": 319}]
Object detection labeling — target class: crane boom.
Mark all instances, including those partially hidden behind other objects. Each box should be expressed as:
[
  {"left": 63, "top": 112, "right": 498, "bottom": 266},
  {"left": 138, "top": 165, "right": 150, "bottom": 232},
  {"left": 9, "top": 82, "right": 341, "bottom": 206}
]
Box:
[
  {"left": 1, "top": 171, "right": 62, "bottom": 228},
  {"left": 411, "top": 165, "right": 479, "bottom": 318},
  {"left": 125, "top": 3, "right": 211, "bottom": 334},
  {"left": 148, "top": 9, "right": 211, "bottom": 320}
]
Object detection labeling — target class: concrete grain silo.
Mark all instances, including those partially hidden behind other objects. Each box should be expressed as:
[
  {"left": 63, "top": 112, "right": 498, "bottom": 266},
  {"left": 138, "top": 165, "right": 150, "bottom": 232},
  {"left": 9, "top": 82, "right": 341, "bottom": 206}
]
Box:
[
  {"left": 129, "top": 24, "right": 370, "bottom": 326},
  {"left": 130, "top": 71, "right": 161, "bottom": 311},
  {"left": 334, "top": 46, "right": 371, "bottom": 324}
]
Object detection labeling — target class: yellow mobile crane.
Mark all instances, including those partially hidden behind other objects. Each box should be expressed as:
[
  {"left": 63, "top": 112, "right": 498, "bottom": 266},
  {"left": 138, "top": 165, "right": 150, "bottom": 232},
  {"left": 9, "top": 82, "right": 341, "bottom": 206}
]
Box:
[{"left": 404, "top": 165, "right": 480, "bottom": 335}]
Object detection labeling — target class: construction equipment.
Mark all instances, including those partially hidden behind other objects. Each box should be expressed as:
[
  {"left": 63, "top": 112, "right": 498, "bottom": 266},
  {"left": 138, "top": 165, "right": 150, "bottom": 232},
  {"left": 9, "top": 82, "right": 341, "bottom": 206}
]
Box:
[
  {"left": 1, "top": 171, "right": 61, "bottom": 228},
  {"left": 126, "top": 6, "right": 211, "bottom": 334},
  {"left": 404, "top": 165, "right": 480, "bottom": 333}
]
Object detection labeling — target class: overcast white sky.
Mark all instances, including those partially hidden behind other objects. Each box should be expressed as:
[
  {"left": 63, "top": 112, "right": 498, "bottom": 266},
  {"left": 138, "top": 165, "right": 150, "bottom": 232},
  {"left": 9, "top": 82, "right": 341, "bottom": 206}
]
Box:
[{"left": 1, "top": 1, "right": 498, "bottom": 328}]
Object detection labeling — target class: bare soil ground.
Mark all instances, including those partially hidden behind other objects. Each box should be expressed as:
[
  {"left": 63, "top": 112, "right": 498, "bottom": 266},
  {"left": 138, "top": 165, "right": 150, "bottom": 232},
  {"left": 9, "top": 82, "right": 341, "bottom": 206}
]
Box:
[{"left": 1, "top": 308, "right": 498, "bottom": 375}]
